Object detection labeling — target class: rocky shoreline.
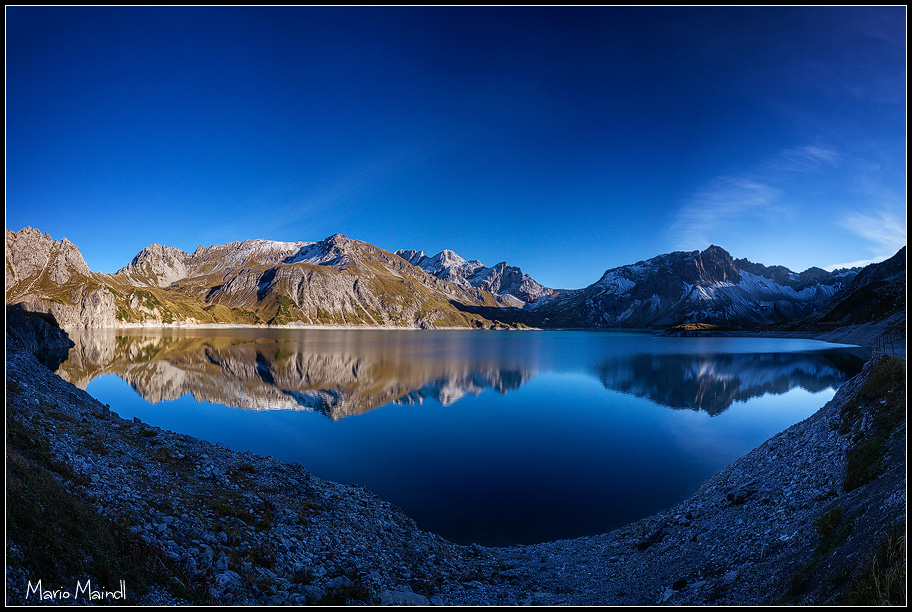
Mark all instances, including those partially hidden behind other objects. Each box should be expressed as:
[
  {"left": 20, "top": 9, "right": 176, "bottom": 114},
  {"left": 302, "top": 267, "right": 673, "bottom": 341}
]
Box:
[
  {"left": 6, "top": 314, "right": 906, "bottom": 605},
  {"left": 7, "top": 345, "right": 508, "bottom": 606}
]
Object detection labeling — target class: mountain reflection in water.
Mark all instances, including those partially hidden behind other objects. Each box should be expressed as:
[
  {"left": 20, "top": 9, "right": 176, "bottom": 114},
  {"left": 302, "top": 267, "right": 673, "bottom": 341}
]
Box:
[
  {"left": 58, "top": 329, "right": 868, "bottom": 419},
  {"left": 58, "top": 329, "right": 536, "bottom": 419},
  {"left": 596, "top": 351, "right": 867, "bottom": 415}
]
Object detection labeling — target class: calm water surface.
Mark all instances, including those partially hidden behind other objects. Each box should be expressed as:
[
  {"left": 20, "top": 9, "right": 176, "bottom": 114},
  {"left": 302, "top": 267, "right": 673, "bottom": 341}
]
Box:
[{"left": 59, "top": 329, "right": 869, "bottom": 546}]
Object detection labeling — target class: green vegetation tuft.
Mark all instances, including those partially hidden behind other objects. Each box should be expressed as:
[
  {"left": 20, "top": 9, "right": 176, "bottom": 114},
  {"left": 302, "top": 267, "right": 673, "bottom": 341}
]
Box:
[
  {"left": 232, "top": 543, "right": 276, "bottom": 573},
  {"left": 208, "top": 501, "right": 257, "bottom": 525},
  {"left": 787, "top": 561, "right": 815, "bottom": 599},
  {"left": 234, "top": 462, "right": 258, "bottom": 474},
  {"left": 844, "top": 433, "right": 889, "bottom": 492},
  {"left": 845, "top": 523, "right": 906, "bottom": 606},
  {"left": 838, "top": 356, "right": 905, "bottom": 435},
  {"left": 136, "top": 290, "right": 162, "bottom": 311},
  {"left": 841, "top": 356, "right": 905, "bottom": 493},
  {"left": 151, "top": 447, "right": 194, "bottom": 475},
  {"left": 270, "top": 294, "right": 299, "bottom": 325},
  {"left": 115, "top": 303, "right": 133, "bottom": 322},
  {"left": 231, "top": 307, "right": 263, "bottom": 325},
  {"left": 784, "top": 505, "right": 859, "bottom": 601},
  {"left": 813, "top": 504, "right": 856, "bottom": 558},
  {"left": 813, "top": 503, "right": 843, "bottom": 537},
  {"left": 296, "top": 500, "right": 322, "bottom": 523}
]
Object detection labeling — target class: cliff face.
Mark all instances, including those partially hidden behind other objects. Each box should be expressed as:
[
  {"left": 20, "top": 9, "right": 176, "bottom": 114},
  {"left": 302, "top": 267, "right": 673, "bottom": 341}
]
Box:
[
  {"left": 115, "top": 243, "right": 191, "bottom": 288},
  {"left": 5, "top": 227, "right": 92, "bottom": 288},
  {"left": 5, "top": 228, "right": 119, "bottom": 329},
  {"left": 808, "top": 247, "right": 906, "bottom": 327}
]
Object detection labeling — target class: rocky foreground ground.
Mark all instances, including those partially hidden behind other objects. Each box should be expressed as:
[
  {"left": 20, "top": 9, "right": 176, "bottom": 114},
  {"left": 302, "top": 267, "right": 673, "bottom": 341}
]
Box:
[{"left": 5, "top": 314, "right": 906, "bottom": 606}]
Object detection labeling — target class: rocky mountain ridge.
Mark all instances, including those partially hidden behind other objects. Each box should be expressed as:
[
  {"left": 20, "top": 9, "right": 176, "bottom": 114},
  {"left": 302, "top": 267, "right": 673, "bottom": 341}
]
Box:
[
  {"left": 5, "top": 227, "right": 119, "bottom": 329},
  {"left": 769, "top": 247, "right": 907, "bottom": 333},
  {"left": 6, "top": 227, "right": 904, "bottom": 334},
  {"left": 395, "top": 248, "right": 554, "bottom": 305},
  {"left": 6, "top": 229, "right": 515, "bottom": 331},
  {"left": 533, "top": 244, "right": 861, "bottom": 329}
]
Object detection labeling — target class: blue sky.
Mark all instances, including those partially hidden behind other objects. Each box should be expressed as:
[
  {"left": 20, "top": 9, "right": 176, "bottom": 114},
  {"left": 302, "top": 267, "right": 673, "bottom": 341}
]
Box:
[{"left": 6, "top": 6, "right": 906, "bottom": 289}]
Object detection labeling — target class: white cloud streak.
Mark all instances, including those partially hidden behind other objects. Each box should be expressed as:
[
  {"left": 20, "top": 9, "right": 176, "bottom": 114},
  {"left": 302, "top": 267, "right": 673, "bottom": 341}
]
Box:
[
  {"left": 669, "top": 176, "right": 782, "bottom": 248},
  {"left": 825, "top": 210, "right": 906, "bottom": 270},
  {"left": 670, "top": 143, "right": 844, "bottom": 249},
  {"left": 770, "top": 145, "right": 841, "bottom": 172}
]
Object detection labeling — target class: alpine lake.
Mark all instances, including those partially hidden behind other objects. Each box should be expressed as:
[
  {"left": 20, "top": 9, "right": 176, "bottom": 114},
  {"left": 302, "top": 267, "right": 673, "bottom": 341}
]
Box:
[{"left": 57, "top": 328, "right": 870, "bottom": 547}]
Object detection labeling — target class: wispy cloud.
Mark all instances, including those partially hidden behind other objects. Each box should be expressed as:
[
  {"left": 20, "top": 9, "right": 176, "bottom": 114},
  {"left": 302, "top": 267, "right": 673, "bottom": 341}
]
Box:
[
  {"left": 841, "top": 211, "right": 906, "bottom": 251},
  {"left": 769, "top": 145, "right": 841, "bottom": 173},
  {"left": 669, "top": 143, "right": 846, "bottom": 249},
  {"left": 669, "top": 176, "right": 782, "bottom": 248},
  {"left": 825, "top": 209, "right": 906, "bottom": 270}
]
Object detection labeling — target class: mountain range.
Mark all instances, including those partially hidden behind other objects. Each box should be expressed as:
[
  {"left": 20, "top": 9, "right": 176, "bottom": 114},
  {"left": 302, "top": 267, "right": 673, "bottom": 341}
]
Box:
[
  {"left": 528, "top": 245, "right": 863, "bottom": 329},
  {"left": 5, "top": 226, "right": 905, "bottom": 333}
]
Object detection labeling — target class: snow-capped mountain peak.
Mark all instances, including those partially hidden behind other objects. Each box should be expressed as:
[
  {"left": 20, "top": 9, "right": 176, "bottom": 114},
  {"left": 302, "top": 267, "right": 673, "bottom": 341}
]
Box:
[
  {"left": 539, "top": 245, "right": 860, "bottom": 328},
  {"left": 394, "top": 248, "right": 553, "bottom": 305}
]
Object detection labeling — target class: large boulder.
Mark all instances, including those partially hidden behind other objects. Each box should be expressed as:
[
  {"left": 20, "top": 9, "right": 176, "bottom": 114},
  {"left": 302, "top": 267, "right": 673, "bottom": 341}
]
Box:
[{"left": 6, "top": 303, "right": 74, "bottom": 370}]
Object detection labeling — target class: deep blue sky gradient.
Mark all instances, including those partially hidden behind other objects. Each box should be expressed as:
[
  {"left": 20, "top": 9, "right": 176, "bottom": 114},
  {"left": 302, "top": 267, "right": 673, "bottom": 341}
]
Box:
[{"left": 6, "top": 7, "right": 906, "bottom": 288}]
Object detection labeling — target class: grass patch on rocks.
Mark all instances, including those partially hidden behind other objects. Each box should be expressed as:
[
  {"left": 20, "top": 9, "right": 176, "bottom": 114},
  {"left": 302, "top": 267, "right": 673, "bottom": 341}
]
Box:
[
  {"left": 785, "top": 503, "right": 861, "bottom": 601},
  {"left": 315, "top": 575, "right": 375, "bottom": 605},
  {"left": 151, "top": 447, "right": 195, "bottom": 475},
  {"left": 812, "top": 504, "right": 857, "bottom": 559},
  {"left": 845, "top": 523, "right": 906, "bottom": 606},
  {"left": 843, "top": 433, "right": 890, "bottom": 492},
  {"left": 838, "top": 356, "right": 905, "bottom": 435},
  {"left": 840, "top": 356, "right": 906, "bottom": 493},
  {"left": 271, "top": 294, "right": 300, "bottom": 325},
  {"left": 208, "top": 501, "right": 257, "bottom": 525},
  {"left": 6, "top": 411, "right": 208, "bottom": 604}
]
